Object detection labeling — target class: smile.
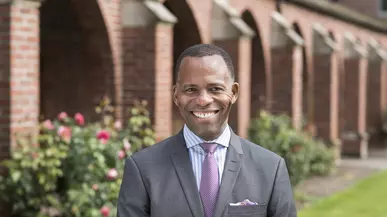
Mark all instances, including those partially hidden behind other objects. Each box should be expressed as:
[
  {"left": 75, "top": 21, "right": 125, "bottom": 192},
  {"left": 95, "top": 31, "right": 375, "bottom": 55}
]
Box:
[{"left": 192, "top": 111, "right": 219, "bottom": 119}]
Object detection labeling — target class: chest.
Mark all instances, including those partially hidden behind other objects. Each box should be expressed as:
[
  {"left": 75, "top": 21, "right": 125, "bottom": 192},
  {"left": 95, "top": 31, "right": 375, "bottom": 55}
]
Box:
[{"left": 143, "top": 161, "right": 270, "bottom": 217}]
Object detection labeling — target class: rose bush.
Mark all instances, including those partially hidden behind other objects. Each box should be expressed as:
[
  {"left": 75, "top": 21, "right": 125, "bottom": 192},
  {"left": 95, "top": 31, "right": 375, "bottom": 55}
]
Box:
[{"left": 0, "top": 98, "right": 155, "bottom": 217}]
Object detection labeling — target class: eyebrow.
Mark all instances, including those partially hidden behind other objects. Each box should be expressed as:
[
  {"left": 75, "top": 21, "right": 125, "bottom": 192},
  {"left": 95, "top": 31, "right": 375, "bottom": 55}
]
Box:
[
  {"left": 207, "top": 83, "right": 226, "bottom": 87},
  {"left": 181, "top": 83, "right": 227, "bottom": 89}
]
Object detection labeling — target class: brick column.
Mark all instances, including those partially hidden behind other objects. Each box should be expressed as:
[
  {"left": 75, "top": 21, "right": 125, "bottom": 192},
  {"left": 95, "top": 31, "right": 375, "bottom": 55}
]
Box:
[
  {"left": 122, "top": 1, "right": 176, "bottom": 140},
  {"left": 0, "top": 0, "right": 42, "bottom": 214},
  {"left": 341, "top": 34, "right": 368, "bottom": 158},
  {"left": 312, "top": 24, "right": 338, "bottom": 141},
  {"left": 270, "top": 12, "right": 304, "bottom": 129},
  {"left": 212, "top": 1, "right": 253, "bottom": 138},
  {"left": 213, "top": 39, "right": 251, "bottom": 138}
]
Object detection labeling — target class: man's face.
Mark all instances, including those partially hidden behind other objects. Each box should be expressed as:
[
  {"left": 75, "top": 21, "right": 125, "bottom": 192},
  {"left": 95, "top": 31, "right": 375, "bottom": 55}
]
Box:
[{"left": 173, "top": 55, "right": 239, "bottom": 140}]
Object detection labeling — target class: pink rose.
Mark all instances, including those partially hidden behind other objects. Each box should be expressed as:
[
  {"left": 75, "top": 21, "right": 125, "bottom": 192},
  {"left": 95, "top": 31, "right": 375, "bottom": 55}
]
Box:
[
  {"left": 114, "top": 120, "right": 122, "bottom": 130},
  {"left": 92, "top": 184, "right": 99, "bottom": 191},
  {"left": 74, "top": 113, "right": 85, "bottom": 126},
  {"left": 100, "top": 206, "right": 110, "bottom": 217},
  {"left": 43, "top": 120, "right": 54, "bottom": 130},
  {"left": 107, "top": 168, "right": 118, "bottom": 181},
  {"left": 57, "top": 126, "right": 72, "bottom": 143},
  {"left": 118, "top": 150, "right": 126, "bottom": 160},
  {"left": 58, "top": 112, "right": 68, "bottom": 121},
  {"left": 97, "top": 130, "right": 110, "bottom": 144},
  {"left": 123, "top": 138, "right": 131, "bottom": 151}
]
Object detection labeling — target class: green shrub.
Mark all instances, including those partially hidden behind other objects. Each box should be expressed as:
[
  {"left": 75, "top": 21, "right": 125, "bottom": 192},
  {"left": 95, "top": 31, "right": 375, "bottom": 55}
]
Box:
[
  {"left": 0, "top": 98, "right": 155, "bottom": 217},
  {"left": 248, "top": 110, "right": 335, "bottom": 186},
  {"left": 308, "top": 140, "right": 335, "bottom": 176}
]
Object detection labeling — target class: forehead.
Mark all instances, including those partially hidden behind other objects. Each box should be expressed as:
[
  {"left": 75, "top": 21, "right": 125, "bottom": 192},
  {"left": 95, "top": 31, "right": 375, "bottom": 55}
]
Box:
[{"left": 177, "top": 55, "right": 230, "bottom": 83}]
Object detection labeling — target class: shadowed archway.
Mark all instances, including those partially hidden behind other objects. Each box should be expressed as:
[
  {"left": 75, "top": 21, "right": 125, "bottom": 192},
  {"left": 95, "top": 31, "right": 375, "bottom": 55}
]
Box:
[
  {"left": 242, "top": 10, "right": 266, "bottom": 118},
  {"left": 40, "top": 0, "right": 115, "bottom": 122}
]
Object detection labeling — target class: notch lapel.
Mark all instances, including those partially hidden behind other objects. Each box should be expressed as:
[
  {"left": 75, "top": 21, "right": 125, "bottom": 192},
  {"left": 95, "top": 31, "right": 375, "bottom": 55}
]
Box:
[
  {"left": 213, "top": 131, "right": 243, "bottom": 217},
  {"left": 170, "top": 132, "right": 204, "bottom": 217}
]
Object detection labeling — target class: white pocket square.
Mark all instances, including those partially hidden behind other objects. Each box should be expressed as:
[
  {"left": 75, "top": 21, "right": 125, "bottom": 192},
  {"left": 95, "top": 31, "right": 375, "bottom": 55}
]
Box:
[{"left": 229, "top": 199, "right": 258, "bottom": 206}]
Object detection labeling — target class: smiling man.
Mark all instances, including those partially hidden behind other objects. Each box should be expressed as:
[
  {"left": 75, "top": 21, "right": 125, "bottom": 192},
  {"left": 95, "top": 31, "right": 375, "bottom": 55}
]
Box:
[{"left": 117, "top": 44, "right": 297, "bottom": 217}]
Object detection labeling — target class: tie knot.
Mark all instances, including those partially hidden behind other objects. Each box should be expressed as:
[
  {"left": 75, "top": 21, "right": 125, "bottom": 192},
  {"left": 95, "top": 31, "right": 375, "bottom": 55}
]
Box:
[{"left": 200, "top": 142, "right": 217, "bottom": 153}]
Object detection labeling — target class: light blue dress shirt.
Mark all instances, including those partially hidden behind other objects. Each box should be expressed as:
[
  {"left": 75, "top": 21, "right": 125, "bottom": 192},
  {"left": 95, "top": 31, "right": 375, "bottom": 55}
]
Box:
[{"left": 183, "top": 124, "right": 231, "bottom": 190}]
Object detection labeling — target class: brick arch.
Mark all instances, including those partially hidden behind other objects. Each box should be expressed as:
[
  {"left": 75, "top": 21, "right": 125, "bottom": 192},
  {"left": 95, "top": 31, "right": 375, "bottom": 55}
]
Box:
[
  {"left": 241, "top": 9, "right": 266, "bottom": 118},
  {"left": 229, "top": 0, "right": 274, "bottom": 86},
  {"left": 40, "top": 0, "right": 115, "bottom": 122},
  {"left": 163, "top": 0, "right": 203, "bottom": 133},
  {"left": 292, "top": 22, "right": 309, "bottom": 126}
]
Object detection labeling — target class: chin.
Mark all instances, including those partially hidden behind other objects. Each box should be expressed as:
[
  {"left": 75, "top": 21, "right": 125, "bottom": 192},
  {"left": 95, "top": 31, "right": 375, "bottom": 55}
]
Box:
[{"left": 195, "top": 126, "right": 224, "bottom": 140}]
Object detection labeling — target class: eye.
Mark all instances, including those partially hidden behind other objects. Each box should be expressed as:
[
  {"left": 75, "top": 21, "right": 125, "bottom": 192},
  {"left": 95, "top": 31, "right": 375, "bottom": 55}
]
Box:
[
  {"left": 209, "top": 87, "right": 223, "bottom": 92},
  {"left": 185, "top": 88, "right": 197, "bottom": 93}
]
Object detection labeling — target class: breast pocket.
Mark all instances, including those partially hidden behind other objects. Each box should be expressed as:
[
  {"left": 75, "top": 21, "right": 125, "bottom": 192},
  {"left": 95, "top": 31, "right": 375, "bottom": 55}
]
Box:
[{"left": 227, "top": 204, "right": 267, "bottom": 217}]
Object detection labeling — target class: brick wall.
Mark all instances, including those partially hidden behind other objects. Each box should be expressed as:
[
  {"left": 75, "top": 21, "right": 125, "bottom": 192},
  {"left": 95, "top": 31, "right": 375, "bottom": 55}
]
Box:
[
  {"left": 122, "top": 27, "right": 157, "bottom": 123},
  {"left": 367, "top": 61, "right": 383, "bottom": 148},
  {"left": 313, "top": 54, "right": 332, "bottom": 140},
  {"left": 367, "top": 61, "right": 382, "bottom": 131},
  {"left": 122, "top": 24, "right": 173, "bottom": 140},
  {"left": 250, "top": 36, "right": 266, "bottom": 117},
  {"left": 0, "top": 1, "right": 41, "bottom": 214},
  {"left": 214, "top": 40, "right": 240, "bottom": 133},
  {"left": 241, "top": 10, "right": 266, "bottom": 118},
  {"left": 97, "top": 0, "right": 123, "bottom": 120},
  {"left": 342, "top": 58, "right": 363, "bottom": 155},
  {"left": 270, "top": 46, "right": 294, "bottom": 116},
  {"left": 0, "top": 4, "right": 11, "bottom": 166}
]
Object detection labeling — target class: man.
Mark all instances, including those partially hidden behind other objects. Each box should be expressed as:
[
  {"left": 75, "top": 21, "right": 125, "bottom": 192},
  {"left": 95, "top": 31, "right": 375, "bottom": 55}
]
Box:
[{"left": 117, "top": 44, "right": 297, "bottom": 217}]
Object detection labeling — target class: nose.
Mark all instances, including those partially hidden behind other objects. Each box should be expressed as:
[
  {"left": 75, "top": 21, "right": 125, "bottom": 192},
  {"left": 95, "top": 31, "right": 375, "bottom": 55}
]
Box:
[{"left": 196, "top": 90, "right": 213, "bottom": 106}]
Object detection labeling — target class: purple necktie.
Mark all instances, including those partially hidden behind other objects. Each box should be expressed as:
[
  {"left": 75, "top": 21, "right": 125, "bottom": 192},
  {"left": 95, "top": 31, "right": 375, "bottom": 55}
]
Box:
[{"left": 199, "top": 143, "right": 219, "bottom": 217}]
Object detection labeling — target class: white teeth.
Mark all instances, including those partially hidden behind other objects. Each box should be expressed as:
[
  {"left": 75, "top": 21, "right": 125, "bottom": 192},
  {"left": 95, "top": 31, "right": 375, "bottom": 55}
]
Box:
[{"left": 193, "top": 112, "right": 216, "bottom": 118}]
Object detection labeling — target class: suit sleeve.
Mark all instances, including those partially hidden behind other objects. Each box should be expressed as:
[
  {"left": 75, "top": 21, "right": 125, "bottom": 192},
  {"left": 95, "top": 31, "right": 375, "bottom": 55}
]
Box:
[
  {"left": 117, "top": 156, "right": 150, "bottom": 217},
  {"left": 267, "top": 158, "right": 298, "bottom": 217}
]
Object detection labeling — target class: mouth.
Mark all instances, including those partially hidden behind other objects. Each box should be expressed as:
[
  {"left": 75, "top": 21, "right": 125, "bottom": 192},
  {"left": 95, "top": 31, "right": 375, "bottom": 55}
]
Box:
[{"left": 191, "top": 110, "right": 220, "bottom": 119}]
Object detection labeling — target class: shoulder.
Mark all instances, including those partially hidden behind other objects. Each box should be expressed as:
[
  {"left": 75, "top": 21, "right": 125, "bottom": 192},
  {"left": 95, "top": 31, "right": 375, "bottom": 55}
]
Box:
[
  {"left": 238, "top": 137, "right": 284, "bottom": 165},
  {"left": 129, "top": 134, "right": 181, "bottom": 163}
]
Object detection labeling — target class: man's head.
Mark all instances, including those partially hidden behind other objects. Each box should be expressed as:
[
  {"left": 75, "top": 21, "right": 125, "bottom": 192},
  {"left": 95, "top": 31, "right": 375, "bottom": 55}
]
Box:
[{"left": 173, "top": 44, "right": 239, "bottom": 140}]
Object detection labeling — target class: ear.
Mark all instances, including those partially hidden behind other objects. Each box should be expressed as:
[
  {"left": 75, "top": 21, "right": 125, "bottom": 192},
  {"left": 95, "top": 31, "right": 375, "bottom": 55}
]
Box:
[
  {"left": 172, "top": 85, "right": 178, "bottom": 106},
  {"left": 231, "top": 82, "right": 239, "bottom": 104}
]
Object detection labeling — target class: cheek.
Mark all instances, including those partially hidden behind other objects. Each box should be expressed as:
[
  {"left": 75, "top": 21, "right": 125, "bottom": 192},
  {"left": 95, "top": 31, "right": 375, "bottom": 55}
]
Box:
[
  {"left": 176, "top": 96, "right": 193, "bottom": 109},
  {"left": 213, "top": 94, "right": 233, "bottom": 108}
]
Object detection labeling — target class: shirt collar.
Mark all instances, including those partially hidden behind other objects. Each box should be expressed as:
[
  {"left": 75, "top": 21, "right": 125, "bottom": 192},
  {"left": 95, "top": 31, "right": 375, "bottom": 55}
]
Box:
[{"left": 183, "top": 124, "right": 231, "bottom": 149}]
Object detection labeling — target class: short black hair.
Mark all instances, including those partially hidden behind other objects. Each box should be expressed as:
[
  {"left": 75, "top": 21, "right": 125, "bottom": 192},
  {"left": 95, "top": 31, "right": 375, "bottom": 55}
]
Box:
[{"left": 175, "top": 44, "right": 235, "bottom": 82}]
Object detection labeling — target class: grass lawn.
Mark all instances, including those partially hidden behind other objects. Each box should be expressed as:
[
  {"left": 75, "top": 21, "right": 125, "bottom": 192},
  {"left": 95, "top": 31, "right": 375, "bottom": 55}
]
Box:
[{"left": 298, "top": 170, "right": 387, "bottom": 217}]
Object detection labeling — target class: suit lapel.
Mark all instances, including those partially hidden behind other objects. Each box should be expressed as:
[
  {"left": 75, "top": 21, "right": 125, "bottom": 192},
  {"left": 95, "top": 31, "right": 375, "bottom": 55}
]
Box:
[
  {"left": 170, "top": 131, "right": 205, "bottom": 217},
  {"left": 213, "top": 131, "right": 243, "bottom": 217}
]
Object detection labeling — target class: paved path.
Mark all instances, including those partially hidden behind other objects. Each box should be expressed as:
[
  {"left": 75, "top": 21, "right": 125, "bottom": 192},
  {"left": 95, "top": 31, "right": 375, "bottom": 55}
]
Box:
[
  {"left": 340, "top": 157, "right": 387, "bottom": 170},
  {"left": 295, "top": 157, "right": 387, "bottom": 210}
]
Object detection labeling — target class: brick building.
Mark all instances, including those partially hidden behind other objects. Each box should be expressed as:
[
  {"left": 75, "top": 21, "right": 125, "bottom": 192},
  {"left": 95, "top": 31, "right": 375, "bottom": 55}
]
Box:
[{"left": 1, "top": 0, "right": 387, "bottom": 171}]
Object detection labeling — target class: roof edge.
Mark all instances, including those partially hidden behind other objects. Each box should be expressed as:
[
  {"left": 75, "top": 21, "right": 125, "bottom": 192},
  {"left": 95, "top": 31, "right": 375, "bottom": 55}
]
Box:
[{"left": 286, "top": 0, "right": 387, "bottom": 33}]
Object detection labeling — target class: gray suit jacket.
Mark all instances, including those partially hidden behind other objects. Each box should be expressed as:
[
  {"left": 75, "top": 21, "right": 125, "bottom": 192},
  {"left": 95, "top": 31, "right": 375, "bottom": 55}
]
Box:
[{"left": 117, "top": 129, "right": 297, "bottom": 217}]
